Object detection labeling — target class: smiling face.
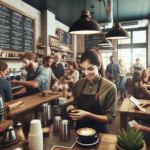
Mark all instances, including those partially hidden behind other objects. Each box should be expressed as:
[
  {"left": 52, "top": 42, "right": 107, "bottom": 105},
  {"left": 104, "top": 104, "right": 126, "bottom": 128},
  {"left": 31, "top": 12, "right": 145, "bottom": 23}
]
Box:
[
  {"left": 81, "top": 60, "right": 100, "bottom": 80},
  {"left": 68, "top": 64, "right": 73, "bottom": 70},
  {"left": 142, "top": 70, "right": 149, "bottom": 78},
  {"left": 22, "top": 58, "right": 33, "bottom": 71},
  {"left": 55, "top": 55, "right": 61, "bottom": 64}
]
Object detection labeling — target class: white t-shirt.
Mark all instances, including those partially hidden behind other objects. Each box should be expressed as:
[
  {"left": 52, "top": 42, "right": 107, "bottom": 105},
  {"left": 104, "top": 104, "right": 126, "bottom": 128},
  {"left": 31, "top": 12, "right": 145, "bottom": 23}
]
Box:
[
  {"left": 68, "top": 70, "right": 79, "bottom": 83},
  {"left": 46, "top": 68, "right": 56, "bottom": 90}
]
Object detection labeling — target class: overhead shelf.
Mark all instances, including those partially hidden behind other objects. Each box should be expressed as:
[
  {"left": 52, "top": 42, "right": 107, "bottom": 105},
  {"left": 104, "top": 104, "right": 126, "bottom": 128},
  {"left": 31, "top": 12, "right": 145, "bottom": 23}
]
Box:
[{"left": 0, "top": 57, "right": 20, "bottom": 59}]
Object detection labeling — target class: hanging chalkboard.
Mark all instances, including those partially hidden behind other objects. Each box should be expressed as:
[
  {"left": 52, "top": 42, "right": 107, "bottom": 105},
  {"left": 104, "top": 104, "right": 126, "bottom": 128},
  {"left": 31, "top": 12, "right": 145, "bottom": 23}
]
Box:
[
  {"left": 85, "top": 34, "right": 112, "bottom": 50},
  {"left": 61, "top": 29, "right": 72, "bottom": 46},
  {"left": 0, "top": 2, "right": 35, "bottom": 53}
]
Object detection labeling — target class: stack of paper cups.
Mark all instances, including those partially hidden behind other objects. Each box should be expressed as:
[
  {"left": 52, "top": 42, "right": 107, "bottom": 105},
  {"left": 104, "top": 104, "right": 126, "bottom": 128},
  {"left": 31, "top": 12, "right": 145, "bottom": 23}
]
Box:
[{"left": 28, "top": 119, "right": 43, "bottom": 150}]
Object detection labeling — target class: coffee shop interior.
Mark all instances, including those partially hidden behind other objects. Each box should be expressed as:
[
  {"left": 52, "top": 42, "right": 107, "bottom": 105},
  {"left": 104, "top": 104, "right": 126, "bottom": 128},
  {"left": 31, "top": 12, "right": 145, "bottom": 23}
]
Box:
[{"left": 0, "top": 0, "right": 150, "bottom": 149}]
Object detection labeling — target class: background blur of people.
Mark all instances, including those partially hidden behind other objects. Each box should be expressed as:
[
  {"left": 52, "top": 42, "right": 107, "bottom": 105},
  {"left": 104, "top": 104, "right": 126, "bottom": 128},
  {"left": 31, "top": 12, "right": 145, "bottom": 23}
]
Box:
[
  {"left": 118, "top": 59, "right": 127, "bottom": 101},
  {"left": 0, "top": 60, "right": 13, "bottom": 102},
  {"left": 51, "top": 53, "right": 64, "bottom": 82},
  {"left": 106, "top": 56, "right": 121, "bottom": 91},
  {"left": 42, "top": 56, "right": 61, "bottom": 90},
  {"left": 129, "top": 58, "right": 145, "bottom": 86},
  {"left": 64, "top": 61, "right": 79, "bottom": 83}
]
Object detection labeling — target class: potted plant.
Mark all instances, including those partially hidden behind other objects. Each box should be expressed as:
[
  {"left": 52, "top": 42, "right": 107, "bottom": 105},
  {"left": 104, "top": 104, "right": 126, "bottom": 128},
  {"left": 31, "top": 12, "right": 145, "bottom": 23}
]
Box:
[{"left": 116, "top": 126, "right": 146, "bottom": 150}]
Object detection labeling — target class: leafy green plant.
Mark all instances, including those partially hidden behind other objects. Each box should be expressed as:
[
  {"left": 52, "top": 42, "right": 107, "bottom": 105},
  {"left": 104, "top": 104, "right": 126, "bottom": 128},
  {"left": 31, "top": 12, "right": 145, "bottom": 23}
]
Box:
[{"left": 117, "top": 126, "right": 144, "bottom": 150}]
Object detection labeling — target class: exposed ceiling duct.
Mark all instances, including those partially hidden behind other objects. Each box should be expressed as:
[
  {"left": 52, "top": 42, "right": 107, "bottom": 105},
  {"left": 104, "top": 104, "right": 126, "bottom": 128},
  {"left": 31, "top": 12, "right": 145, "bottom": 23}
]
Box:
[{"left": 99, "top": 0, "right": 113, "bottom": 29}]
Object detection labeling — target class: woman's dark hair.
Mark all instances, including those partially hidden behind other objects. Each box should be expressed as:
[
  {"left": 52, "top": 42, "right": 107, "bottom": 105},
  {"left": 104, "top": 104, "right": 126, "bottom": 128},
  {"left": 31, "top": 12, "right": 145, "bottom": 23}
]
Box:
[
  {"left": 81, "top": 47, "right": 101, "bottom": 66},
  {"left": 68, "top": 61, "right": 78, "bottom": 70},
  {"left": 0, "top": 60, "right": 8, "bottom": 71},
  {"left": 80, "top": 47, "right": 105, "bottom": 77}
]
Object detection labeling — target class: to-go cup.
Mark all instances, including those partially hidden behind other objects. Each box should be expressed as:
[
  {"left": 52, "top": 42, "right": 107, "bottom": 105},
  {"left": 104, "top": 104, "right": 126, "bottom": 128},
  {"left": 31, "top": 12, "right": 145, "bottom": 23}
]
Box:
[{"left": 29, "top": 119, "right": 42, "bottom": 135}]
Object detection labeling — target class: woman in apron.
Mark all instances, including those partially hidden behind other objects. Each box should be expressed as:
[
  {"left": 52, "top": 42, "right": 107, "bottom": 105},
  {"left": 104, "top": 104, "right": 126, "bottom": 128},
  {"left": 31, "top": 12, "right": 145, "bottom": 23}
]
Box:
[
  {"left": 129, "top": 58, "right": 145, "bottom": 86},
  {"left": 66, "top": 48, "right": 117, "bottom": 134}
]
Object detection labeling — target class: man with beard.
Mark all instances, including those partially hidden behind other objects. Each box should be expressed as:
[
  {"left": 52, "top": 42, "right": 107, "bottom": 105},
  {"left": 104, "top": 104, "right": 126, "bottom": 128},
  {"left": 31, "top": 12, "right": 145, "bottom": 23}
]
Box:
[
  {"left": 11, "top": 52, "right": 48, "bottom": 98},
  {"left": 42, "top": 56, "right": 61, "bottom": 90},
  {"left": 51, "top": 53, "right": 64, "bottom": 82}
]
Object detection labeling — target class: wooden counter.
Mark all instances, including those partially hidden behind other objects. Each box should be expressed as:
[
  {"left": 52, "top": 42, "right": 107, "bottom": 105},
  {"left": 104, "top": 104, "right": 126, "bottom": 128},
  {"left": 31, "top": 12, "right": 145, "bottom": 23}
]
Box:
[{"left": 5, "top": 92, "right": 63, "bottom": 117}]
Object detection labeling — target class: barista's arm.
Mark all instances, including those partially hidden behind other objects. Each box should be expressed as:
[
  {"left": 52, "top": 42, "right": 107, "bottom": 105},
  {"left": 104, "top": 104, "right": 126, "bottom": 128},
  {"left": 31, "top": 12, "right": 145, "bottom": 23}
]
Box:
[
  {"left": 11, "top": 80, "right": 39, "bottom": 88},
  {"left": 59, "top": 76, "right": 64, "bottom": 82},
  {"left": 13, "top": 87, "right": 26, "bottom": 97},
  {"left": 106, "top": 66, "right": 112, "bottom": 78},
  {"left": 114, "top": 74, "right": 120, "bottom": 83}
]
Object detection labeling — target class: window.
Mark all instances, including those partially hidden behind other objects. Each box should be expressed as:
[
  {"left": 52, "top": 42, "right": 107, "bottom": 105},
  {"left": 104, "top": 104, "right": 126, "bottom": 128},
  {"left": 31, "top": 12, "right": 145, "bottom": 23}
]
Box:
[
  {"left": 118, "top": 49, "right": 131, "bottom": 73},
  {"left": 132, "top": 30, "right": 146, "bottom": 43},
  {"left": 117, "top": 28, "right": 148, "bottom": 75},
  {"left": 100, "top": 50, "right": 112, "bottom": 69}
]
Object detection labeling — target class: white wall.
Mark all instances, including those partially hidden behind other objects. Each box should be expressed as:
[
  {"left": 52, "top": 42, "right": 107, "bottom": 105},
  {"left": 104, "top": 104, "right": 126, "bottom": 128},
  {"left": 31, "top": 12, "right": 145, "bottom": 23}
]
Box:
[{"left": 0, "top": 0, "right": 41, "bottom": 69}]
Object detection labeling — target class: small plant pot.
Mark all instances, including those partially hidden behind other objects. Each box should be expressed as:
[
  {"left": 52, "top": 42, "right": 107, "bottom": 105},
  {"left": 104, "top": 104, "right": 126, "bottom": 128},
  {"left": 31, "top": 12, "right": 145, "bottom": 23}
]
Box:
[{"left": 115, "top": 140, "right": 146, "bottom": 150}]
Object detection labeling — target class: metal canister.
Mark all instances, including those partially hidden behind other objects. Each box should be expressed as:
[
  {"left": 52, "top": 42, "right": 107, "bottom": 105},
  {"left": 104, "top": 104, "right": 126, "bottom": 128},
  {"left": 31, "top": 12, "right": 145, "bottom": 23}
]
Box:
[
  {"left": 60, "top": 120, "right": 70, "bottom": 142},
  {"left": 53, "top": 116, "right": 61, "bottom": 136}
]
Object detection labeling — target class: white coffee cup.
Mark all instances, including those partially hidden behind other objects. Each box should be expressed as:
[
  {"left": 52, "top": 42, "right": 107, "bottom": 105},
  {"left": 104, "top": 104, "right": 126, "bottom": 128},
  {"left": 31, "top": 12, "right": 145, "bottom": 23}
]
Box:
[{"left": 29, "top": 119, "right": 42, "bottom": 135}]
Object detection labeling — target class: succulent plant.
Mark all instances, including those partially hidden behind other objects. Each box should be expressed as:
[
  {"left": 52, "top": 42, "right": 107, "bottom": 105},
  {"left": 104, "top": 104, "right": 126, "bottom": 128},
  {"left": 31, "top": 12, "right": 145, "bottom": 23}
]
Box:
[{"left": 117, "top": 125, "right": 144, "bottom": 150}]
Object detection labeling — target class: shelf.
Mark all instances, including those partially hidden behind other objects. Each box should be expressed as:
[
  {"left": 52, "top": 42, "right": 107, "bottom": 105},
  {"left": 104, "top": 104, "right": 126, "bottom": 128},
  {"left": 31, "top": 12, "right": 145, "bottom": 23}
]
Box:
[
  {"left": 37, "top": 45, "right": 45, "bottom": 48},
  {"left": 61, "top": 59, "right": 72, "bottom": 62},
  {"left": 49, "top": 35, "right": 59, "bottom": 40},
  {"left": 51, "top": 48, "right": 74, "bottom": 54},
  {"left": 0, "top": 57, "right": 20, "bottom": 59},
  {"left": 62, "top": 54, "right": 72, "bottom": 56},
  {"left": 77, "top": 56, "right": 81, "bottom": 58},
  {"left": 36, "top": 53, "right": 45, "bottom": 55}
]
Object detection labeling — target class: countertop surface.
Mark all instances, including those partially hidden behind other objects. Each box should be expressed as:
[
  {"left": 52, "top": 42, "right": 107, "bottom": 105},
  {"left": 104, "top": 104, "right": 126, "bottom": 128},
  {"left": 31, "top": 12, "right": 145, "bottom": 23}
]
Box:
[{"left": 5, "top": 92, "right": 64, "bottom": 116}]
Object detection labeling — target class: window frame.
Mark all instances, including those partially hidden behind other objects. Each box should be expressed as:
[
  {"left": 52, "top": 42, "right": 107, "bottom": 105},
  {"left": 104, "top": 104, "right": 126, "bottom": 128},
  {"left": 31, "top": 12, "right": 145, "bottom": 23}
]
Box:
[{"left": 117, "top": 27, "right": 148, "bottom": 75}]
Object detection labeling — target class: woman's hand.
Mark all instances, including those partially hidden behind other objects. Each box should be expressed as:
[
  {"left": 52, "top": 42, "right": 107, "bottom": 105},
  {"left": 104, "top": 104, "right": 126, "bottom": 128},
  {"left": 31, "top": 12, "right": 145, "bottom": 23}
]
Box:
[
  {"left": 66, "top": 105, "right": 74, "bottom": 113},
  {"left": 69, "top": 109, "right": 90, "bottom": 121},
  {"left": 139, "top": 102, "right": 150, "bottom": 108},
  {"left": 132, "top": 124, "right": 144, "bottom": 132}
]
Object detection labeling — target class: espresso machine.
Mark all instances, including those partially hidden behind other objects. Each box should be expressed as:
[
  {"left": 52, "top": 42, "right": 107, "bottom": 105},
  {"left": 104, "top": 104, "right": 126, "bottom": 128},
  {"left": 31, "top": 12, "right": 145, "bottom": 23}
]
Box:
[{"left": 4, "top": 71, "right": 24, "bottom": 93}]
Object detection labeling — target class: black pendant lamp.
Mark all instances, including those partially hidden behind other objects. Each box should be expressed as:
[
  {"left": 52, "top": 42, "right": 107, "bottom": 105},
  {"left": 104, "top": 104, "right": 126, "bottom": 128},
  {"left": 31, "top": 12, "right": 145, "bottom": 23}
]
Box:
[
  {"left": 103, "top": 43, "right": 112, "bottom": 47},
  {"left": 68, "top": 0, "right": 101, "bottom": 35},
  {"left": 110, "top": 47, "right": 117, "bottom": 50},
  {"left": 105, "top": 0, "right": 130, "bottom": 39}
]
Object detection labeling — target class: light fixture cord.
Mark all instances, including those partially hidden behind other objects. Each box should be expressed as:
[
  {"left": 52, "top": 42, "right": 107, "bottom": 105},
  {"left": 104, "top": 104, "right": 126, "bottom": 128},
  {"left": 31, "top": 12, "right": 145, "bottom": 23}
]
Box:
[
  {"left": 117, "top": 0, "right": 118, "bottom": 21},
  {"left": 84, "top": 0, "right": 86, "bottom": 8}
]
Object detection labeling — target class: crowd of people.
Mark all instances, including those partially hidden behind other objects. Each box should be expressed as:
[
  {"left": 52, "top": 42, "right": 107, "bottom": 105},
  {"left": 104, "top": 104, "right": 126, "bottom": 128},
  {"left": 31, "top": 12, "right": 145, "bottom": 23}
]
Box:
[{"left": 0, "top": 49, "right": 150, "bottom": 145}]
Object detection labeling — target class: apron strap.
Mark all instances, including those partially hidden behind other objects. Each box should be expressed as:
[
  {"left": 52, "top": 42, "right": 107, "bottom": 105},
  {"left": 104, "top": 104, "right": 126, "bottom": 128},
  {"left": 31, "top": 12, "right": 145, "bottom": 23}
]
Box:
[
  {"left": 95, "top": 77, "right": 103, "bottom": 100},
  {"left": 78, "top": 79, "right": 88, "bottom": 97}
]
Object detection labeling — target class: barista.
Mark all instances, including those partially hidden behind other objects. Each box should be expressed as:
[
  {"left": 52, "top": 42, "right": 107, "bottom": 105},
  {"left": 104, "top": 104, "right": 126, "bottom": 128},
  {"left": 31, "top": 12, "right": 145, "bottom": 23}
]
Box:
[
  {"left": 11, "top": 52, "right": 48, "bottom": 98},
  {"left": 66, "top": 48, "right": 117, "bottom": 133}
]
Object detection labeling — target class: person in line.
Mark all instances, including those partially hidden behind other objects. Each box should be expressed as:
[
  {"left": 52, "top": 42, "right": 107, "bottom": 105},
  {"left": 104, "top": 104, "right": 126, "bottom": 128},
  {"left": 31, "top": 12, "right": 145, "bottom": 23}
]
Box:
[
  {"left": 132, "top": 102, "right": 150, "bottom": 145},
  {"left": 64, "top": 61, "right": 79, "bottom": 83},
  {"left": 66, "top": 48, "right": 117, "bottom": 134},
  {"left": 42, "top": 56, "right": 61, "bottom": 90},
  {"left": 11, "top": 52, "right": 48, "bottom": 97},
  {"left": 0, "top": 60, "right": 13, "bottom": 102},
  {"left": 106, "top": 56, "right": 121, "bottom": 91},
  {"left": 118, "top": 59, "right": 127, "bottom": 101},
  {"left": 51, "top": 53, "right": 64, "bottom": 82},
  {"left": 129, "top": 58, "right": 145, "bottom": 86},
  {"left": 139, "top": 69, "right": 150, "bottom": 87}
]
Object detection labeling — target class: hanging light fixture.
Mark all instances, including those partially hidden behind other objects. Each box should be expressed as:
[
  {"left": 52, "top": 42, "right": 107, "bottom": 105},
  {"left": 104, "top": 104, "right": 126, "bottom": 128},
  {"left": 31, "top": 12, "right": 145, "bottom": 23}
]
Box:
[
  {"left": 98, "top": 0, "right": 111, "bottom": 45},
  {"left": 110, "top": 47, "right": 117, "bottom": 50},
  {"left": 103, "top": 43, "right": 112, "bottom": 47},
  {"left": 105, "top": 0, "right": 130, "bottom": 39},
  {"left": 68, "top": 0, "right": 101, "bottom": 35}
]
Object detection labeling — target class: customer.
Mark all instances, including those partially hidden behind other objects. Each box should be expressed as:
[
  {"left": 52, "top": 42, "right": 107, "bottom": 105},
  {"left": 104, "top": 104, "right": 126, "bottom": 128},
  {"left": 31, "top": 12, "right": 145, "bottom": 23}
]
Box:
[
  {"left": 129, "top": 58, "right": 145, "bottom": 86},
  {"left": 66, "top": 48, "right": 117, "bottom": 134},
  {"left": 11, "top": 52, "right": 48, "bottom": 97},
  {"left": 106, "top": 56, "right": 121, "bottom": 90},
  {"left": 42, "top": 56, "right": 61, "bottom": 90},
  {"left": 51, "top": 53, "right": 64, "bottom": 82},
  {"left": 118, "top": 59, "right": 127, "bottom": 101},
  {"left": 64, "top": 61, "right": 79, "bottom": 83},
  {"left": 139, "top": 69, "right": 150, "bottom": 87},
  {"left": 0, "top": 60, "right": 13, "bottom": 102},
  {"left": 132, "top": 102, "right": 150, "bottom": 145}
]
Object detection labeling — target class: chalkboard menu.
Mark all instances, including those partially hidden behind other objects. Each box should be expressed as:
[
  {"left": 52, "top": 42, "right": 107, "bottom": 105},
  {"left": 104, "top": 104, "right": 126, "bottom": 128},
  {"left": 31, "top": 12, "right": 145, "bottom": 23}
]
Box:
[
  {"left": 85, "top": 34, "right": 104, "bottom": 49},
  {"left": 0, "top": 2, "right": 35, "bottom": 53},
  {"left": 61, "top": 30, "right": 72, "bottom": 46}
]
